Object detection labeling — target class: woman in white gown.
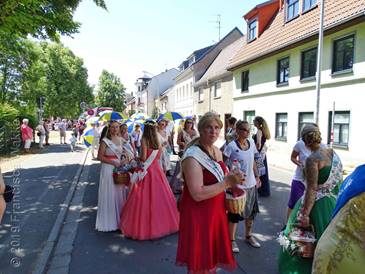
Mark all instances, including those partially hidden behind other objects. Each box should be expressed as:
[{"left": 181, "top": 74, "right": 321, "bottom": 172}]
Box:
[{"left": 95, "top": 121, "right": 129, "bottom": 232}]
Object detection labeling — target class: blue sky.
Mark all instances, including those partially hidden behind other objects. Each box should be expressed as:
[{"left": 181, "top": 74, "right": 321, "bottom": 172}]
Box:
[{"left": 61, "top": 0, "right": 263, "bottom": 93}]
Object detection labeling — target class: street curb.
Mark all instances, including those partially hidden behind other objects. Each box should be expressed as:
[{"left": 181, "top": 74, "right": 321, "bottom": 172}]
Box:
[{"left": 31, "top": 149, "right": 89, "bottom": 274}]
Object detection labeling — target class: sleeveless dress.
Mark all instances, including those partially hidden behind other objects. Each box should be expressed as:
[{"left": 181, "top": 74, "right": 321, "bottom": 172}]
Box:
[
  {"left": 119, "top": 149, "right": 179, "bottom": 240},
  {"left": 253, "top": 133, "right": 270, "bottom": 197},
  {"left": 176, "top": 161, "right": 236, "bottom": 274},
  {"left": 312, "top": 165, "right": 365, "bottom": 274},
  {"left": 278, "top": 152, "right": 343, "bottom": 274},
  {"left": 95, "top": 141, "right": 129, "bottom": 232}
]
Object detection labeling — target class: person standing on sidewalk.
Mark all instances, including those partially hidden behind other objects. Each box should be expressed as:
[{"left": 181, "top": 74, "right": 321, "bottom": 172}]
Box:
[
  {"left": 36, "top": 122, "right": 46, "bottom": 148},
  {"left": 58, "top": 119, "right": 67, "bottom": 144},
  {"left": 131, "top": 124, "right": 142, "bottom": 156},
  {"left": 223, "top": 120, "right": 262, "bottom": 252},
  {"left": 96, "top": 121, "right": 128, "bottom": 232},
  {"left": 21, "top": 119, "right": 33, "bottom": 153},
  {"left": 91, "top": 122, "right": 101, "bottom": 159},
  {"left": 44, "top": 120, "right": 50, "bottom": 146},
  {"left": 253, "top": 116, "right": 271, "bottom": 197}
]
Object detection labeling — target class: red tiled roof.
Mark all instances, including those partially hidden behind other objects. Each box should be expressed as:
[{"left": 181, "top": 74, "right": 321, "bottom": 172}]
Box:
[{"left": 228, "top": 0, "right": 365, "bottom": 70}]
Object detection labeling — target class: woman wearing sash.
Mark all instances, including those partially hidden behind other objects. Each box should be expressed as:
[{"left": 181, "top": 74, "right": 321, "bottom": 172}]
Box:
[
  {"left": 95, "top": 121, "right": 129, "bottom": 232},
  {"left": 157, "top": 119, "right": 172, "bottom": 175},
  {"left": 312, "top": 164, "right": 365, "bottom": 274},
  {"left": 119, "top": 120, "right": 179, "bottom": 240},
  {"left": 278, "top": 124, "right": 343, "bottom": 274},
  {"left": 176, "top": 112, "right": 242, "bottom": 274}
]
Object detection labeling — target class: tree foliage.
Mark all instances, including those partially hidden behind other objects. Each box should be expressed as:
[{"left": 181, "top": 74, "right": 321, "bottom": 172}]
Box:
[
  {"left": 0, "top": 38, "right": 94, "bottom": 118},
  {"left": 0, "top": 0, "right": 107, "bottom": 41},
  {"left": 96, "top": 70, "right": 126, "bottom": 112}
]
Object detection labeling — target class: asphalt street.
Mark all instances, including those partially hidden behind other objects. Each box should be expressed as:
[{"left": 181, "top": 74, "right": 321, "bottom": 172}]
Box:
[
  {"left": 68, "top": 160, "right": 293, "bottom": 274},
  {"left": 0, "top": 143, "right": 85, "bottom": 274},
  {"left": 0, "top": 140, "right": 294, "bottom": 274}
]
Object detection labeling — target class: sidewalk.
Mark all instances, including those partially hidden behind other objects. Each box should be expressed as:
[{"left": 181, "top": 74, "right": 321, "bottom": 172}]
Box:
[{"left": 0, "top": 131, "right": 74, "bottom": 173}]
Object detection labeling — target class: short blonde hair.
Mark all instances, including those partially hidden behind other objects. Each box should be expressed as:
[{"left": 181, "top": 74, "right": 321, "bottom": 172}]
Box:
[
  {"left": 197, "top": 111, "right": 223, "bottom": 133},
  {"left": 22, "top": 118, "right": 29, "bottom": 124}
]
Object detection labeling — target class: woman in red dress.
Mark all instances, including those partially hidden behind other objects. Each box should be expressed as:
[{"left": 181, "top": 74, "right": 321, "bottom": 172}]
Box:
[
  {"left": 119, "top": 120, "right": 179, "bottom": 240},
  {"left": 176, "top": 112, "right": 243, "bottom": 274}
]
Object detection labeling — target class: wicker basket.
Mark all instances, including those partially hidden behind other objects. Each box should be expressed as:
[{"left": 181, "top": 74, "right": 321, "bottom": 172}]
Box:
[
  {"left": 225, "top": 192, "right": 246, "bottom": 214},
  {"left": 289, "top": 225, "right": 316, "bottom": 258},
  {"left": 113, "top": 172, "right": 130, "bottom": 185}
]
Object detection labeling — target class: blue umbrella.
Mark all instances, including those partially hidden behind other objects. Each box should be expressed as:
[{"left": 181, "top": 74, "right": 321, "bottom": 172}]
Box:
[
  {"left": 83, "top": 127, "right": 95, "bottom": 147},
  {"left": 127, "top": 120, "right": 144, "bottom": 133},
  {"left": 157, "top": 111, "right": 183, "bottom": 122},
  {"left": 99, "top": 111, "right": 127, "bottom": 121}
]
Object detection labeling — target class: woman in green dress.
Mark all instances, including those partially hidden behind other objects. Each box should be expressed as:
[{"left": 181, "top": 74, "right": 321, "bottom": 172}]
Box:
[
  {"left": 312, "top": 164, "right": 365, "bottom": 274},
  {"left": 277, "top": 124, "right": 343, "bottom": 274}
]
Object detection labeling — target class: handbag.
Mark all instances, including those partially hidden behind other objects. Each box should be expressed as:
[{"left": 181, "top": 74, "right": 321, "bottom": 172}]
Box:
[{"left": 3, "top": 185, "right": 14, "bottom": 203}]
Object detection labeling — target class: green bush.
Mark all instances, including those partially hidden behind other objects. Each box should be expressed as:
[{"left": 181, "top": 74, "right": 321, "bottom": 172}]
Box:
[{"left": 0, "top": 103, "right": 19, "bottom": 126}]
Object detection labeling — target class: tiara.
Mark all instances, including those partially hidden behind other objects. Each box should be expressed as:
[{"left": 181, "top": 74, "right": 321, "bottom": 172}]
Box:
[{"left": 144, "top": 120, "right": 156, "bottom": 126}]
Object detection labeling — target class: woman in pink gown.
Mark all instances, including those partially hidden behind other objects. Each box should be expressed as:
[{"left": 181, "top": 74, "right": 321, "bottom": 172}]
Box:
[{"left": 120, "top": 120, "right": 179, "bottom": 240}]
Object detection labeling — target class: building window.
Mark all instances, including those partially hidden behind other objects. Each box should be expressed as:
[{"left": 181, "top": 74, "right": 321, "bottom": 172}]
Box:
[
  {"left": 213, "top": 82, "right": 221, "bottom": 98},
  {"left": 241, "top": 70, "right": 249, "bottom": 92},
  {"left": 301, "top": 47, "right": 317, "bottom": 80},
  {"left": 298, "top": 112, "right": 314, "bottom": 139},
  {"left": 198, "top": 88, "right": 204, "bottom": 102},
  {"left": 275, "top": 113, "right": 288, "bottom": 141},
  {"left": 328, "top": 111, "right": 350, "bottom": 147},
  {"left": 302, "top": 0, "right": 317, "bottom": 12},
  {"left": 244, "top": 111, "right": 256, "bottom": 135},
  {"left": 286, "top": 0, "right": 299, "bottom": 21},
  {"left": 277, "top": 57, "right": 290, "bottom": 85},
  {"left": 332, "top": 34, "right": 355, "bottom": 73},
  {"left": 248, "top": 19, "right": 257, "bottom": 42}
]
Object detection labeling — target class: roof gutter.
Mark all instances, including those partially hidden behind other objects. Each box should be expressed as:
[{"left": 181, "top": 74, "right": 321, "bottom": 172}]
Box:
[{"left": 227, "top": 11, "right": 365, "bottom": 71}]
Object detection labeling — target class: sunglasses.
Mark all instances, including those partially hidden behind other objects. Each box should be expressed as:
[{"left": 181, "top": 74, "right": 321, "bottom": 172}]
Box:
[{"left": 237, "top": 127, "right": 250, "bottom": 132}]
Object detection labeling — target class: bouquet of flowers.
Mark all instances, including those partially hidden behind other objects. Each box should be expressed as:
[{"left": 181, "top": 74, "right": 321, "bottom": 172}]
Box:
[
  {"left": 113, "top": 159, "right": 144, "bottom": 186},
  {"left": 277, "top": 226, "right": 316, "bottom": 257}
]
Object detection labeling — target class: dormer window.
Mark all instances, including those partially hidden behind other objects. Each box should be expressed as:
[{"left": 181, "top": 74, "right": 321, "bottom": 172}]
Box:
[
  {"left": 302, "top": 0, "right": 317, "bottom": 13},
  {"left": 286, "top": 0, "right": 299, "bottom": 21},
  {"left": 248, "top": 19, "right": 257, "bottom": 42}
]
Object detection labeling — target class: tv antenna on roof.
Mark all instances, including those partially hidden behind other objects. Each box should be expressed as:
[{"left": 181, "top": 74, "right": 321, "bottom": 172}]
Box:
[{"left": 209, "top": 14, "right": 221, "bottom": 42}]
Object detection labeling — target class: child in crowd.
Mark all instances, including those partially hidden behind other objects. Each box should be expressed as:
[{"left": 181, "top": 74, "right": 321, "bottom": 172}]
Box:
[{"left": 69, "top": 133, "right": 77, "bottom": 152}]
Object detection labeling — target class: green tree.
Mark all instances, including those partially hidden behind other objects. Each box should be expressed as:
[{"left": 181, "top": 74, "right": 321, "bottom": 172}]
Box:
[
  {"left": 96, "top": 70, "right": 126, "bottom": 112},
  {"left": 0, "top": 0, "right": 107, "bottom": 41},
  {"left": 41, "top": 42, "right": 94, "bottom": 117}
]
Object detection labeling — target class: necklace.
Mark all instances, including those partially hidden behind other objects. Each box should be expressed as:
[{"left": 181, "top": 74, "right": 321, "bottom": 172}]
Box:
[{"left": 237, "top": 138, "right": 248, "bottom": 150}]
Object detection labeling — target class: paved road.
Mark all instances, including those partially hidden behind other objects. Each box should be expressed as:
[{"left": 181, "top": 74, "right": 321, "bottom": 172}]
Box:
[
  {"left": 0, "top": 143, "right": 85, "bottom": 274},
  {"left": 68, "top": 162, "right": 293, "bottom": 274}
]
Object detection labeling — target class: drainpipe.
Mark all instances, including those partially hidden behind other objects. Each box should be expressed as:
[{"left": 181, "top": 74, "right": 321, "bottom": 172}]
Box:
[{"left": 315, "top": 0, "right": 325, "bottom": 124}]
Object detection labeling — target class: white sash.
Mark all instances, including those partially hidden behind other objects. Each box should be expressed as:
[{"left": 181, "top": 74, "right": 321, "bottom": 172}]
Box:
[
  {"left": 102, "top": 138, "right": 123, "bottom": 159},
  {"left": 130, "top": 149, "right": 159, "bottom": 184},
  {"left": 180, "top": 145, "right": 225, "bottom": 183}
]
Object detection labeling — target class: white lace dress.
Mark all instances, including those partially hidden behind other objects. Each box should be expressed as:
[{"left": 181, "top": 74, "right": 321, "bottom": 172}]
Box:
[{"left": 95, "top": 138, "right": 129, "bottom": 232}]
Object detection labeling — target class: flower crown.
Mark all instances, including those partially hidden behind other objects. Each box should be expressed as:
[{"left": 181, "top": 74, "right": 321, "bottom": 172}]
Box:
[{"left": 144, "top": 120, "right": 157, "bottom": 126}]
